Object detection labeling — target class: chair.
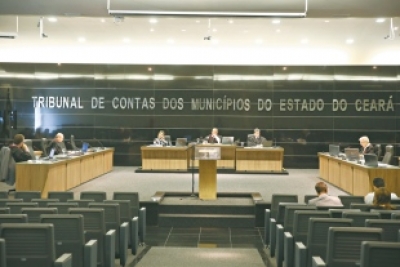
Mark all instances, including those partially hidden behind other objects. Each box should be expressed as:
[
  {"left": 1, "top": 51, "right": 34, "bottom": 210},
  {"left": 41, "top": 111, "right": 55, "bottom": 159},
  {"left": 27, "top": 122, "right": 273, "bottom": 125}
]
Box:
[
  {"left": 40, "top": 214, "right": 98, "bottom": 267},
  {"left": 0, "top": 199, "right": 22, "bottom": 207},
  {"left": 23, "top": 139, "right": 36, "bottom": 159},
  {"left": 365, "top": 219, "right": 400, "bottom": 242},
  {"left": 139, "top": 207, "right": 146, "bottom": 244},
  {"left": 277, "top": 203, "right": 308, "bottom": 225},
  {"left": 382, "top": 151, "right": 392, "bottom": 165},
  {"left": 304, "top": 195, "right": 318, "bottom": 204},
  {"left": 0, "top": 191, "right": 7, "bottom": 199},
  {"left": 311, "top": 227, "right": 382, "bottom": 267},
  {"left": 385, "top": 144, "right": 394, "bottom": 154},
  {"left": 113, "top": 192, "right": 140, "bottom": 217},
  {"left": 0, "top": 223, "right": 72, "bottom": 267},
  {"left": 80, "top": 191, "right": 107, "bottom": 202},
  {"left": 89, "top": 203, "right": 129, "bottom": 265},
  {"left": 47, "top": 202, "right": 78, "bottom": 214},
  {"left": 338, "top": 195, "right": 365, "bottom": 209},
  {"left": 6, "top": 202, "right": 38, "bottom": 213},
  {"left": 374, "top": 144, "right": 382, "bottom": 160},
  {"left": 0, "top": 214, "right": 28, "bottom": 223},
  {"left": 392, "top": 213, "right": 400, "bottom": 220},
  {"left": 370, "top": 209, "right": 400, "bottom": 219},
  {"left": 41, "top": 138, "right": 49, "bottom": 157},
  {"left": 271, "top": 194, "right": 298, "bottom": 220},
  {"left": 342, "top": 211, "right": 381, "bottom": 227},
  {"left": 48, "top": 191, "right": 74, "bottom": 202},
  {"left": 14, "top": 191, "right": 41, "bottom": 202},
  {"left": 0, "top": 147, "right": 16, "bottom": 186},
  {"left": 0, "top": 238, "right": 5, "bottom": 267},
  {"left": 21, "top": 207, "right": 58, "bottom": 223},
  {"left": 103, "top": 200, "right": 132, "bottom": 247},
  {"left": 67, "top": 199, "right": 95, "bottom": 207},
  {"left": 329, "top": 209, "right": 361, "bottom": 218},
  {"left": 360, "top": 241, "right": 400, "bottom": 267},
  {"left": 264, "top": 209, "right": 271, "bottom": 246},
  {"left": 70, "top": 135, "right": 79, "bottom": 150},
  {"left": 293, "top": 218, "right": 353, "bottom": 267},
  {"left": 349, "top": 203, "right": 375, "bottom": 211},
  {"left": 0, "top": 208, "right": 10, "bottom": 214},
  {"left": 391, "top": 199, "right": 400, "bottom": 205},
  {"left": 69, "top": 208, "right": 116, "bottom": 267},
  {"left": 292, "top": 211, "right": 331, "bottom": 244},
  {"left": 32, "top": 198, "right": 59, "bottom": 207},
  {"left": 316, "top": 205, "right": 344, "bottom": 210}
]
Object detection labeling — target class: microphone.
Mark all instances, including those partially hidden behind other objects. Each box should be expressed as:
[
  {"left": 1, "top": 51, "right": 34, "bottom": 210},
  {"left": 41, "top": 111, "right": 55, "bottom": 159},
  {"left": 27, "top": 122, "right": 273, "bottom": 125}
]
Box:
[
  {"left": 93, "top": 138, "right": 105, "bottom": 150},
  {"left": 273, "top": 138, "right": 277, "bottom": 147}
]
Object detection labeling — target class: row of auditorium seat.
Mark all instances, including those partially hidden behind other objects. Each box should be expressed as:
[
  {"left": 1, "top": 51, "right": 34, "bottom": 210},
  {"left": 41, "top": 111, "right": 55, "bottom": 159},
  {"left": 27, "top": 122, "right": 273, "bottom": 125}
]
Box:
[
  {"left": 0, "top": 191, "right": 145, "bottom": 267},
  {"left": 264, "top": 194, "right": 400, "bottom": 267}
]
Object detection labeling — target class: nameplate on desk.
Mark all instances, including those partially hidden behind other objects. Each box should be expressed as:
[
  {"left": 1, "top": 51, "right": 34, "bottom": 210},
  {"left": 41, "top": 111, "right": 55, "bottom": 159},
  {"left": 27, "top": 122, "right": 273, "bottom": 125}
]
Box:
[{"left": 195, "top": 146, "right": 221, "bottom": 160}]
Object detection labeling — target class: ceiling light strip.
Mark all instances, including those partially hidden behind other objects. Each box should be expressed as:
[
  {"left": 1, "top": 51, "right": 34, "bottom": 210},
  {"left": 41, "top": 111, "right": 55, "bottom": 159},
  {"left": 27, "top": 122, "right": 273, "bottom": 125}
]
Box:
[{"left": 107, "top": 0, "right": 308, "bottom": 18}]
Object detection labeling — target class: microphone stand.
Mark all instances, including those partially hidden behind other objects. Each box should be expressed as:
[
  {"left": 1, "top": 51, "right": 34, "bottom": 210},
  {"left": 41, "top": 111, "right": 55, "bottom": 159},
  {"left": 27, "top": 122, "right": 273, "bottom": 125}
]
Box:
[
  {"left": 191, "top": 142, "right": 196, "bottom": 197},
  {"left": 94, "top": 137, "right": 105, "bottom": 150}
]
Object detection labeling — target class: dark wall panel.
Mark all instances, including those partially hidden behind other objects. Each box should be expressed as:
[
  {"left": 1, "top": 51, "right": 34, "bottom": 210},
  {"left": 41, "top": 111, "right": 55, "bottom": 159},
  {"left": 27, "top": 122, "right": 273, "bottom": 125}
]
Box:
[{"left": 0, "top": 63, "right": 399, "bottom": 167}]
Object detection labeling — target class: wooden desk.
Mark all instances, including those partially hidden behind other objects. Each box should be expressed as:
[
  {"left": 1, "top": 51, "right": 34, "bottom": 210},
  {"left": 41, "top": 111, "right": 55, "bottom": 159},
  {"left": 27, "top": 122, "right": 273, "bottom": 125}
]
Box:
[
  {"left": 188, "top": 144, "right": 236, "bottom": 169},
  {"left": 16, "top": 148, "right": 114, "bottom": 198},
  {"left": 318, "top": 153, "right": 400, "bottom": 196},
  {"left": 141, "top": 146, "right": 189, "bottom": 170},
  {"left": 235, "top": 147, "right": 284, "bottom": 172}
]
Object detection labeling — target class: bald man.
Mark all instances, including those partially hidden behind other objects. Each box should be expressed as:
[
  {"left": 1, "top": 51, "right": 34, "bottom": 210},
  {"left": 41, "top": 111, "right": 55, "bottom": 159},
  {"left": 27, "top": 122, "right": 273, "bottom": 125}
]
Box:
[{"left": 48, "top": 132, "right": 67, "bottom": 155}]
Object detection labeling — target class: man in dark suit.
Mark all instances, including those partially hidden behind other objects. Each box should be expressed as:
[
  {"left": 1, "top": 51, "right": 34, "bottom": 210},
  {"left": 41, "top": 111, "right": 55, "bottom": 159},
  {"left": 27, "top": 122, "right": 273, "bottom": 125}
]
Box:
[
  {"left": 359, "top": 136, "right": 375, "bottom": 154},
  {"left": 10, "top": 134, "right": 32, "bottom": 162},
  {"left": 247, "top": 128, "right": 266, "bottom": 147},
  {"left": 48, "top": 132, "right": 67, "bottom": 155},
  {"left": 205, "top": 128, "right": 221, "bottom": 144}
]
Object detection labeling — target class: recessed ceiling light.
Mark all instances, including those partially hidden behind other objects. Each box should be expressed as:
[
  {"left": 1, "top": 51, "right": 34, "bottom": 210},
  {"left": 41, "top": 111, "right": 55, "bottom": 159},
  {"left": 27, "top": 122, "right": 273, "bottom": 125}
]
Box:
[
  {"left": 255, "top": 39, "right": 263, "bottom": 44},
  {"left": 47, "top": 17, "right": 57, "bottom": 22},
  {"left": 100, "top": 18, "right": 105, "bottom": 23},
  {"left": 78, "top": 37, "right": 86, "bottom": 43},
  {"left": 57, "top": 63, "right": 61, "bottom": 66},
  {"left": 272, "top": 19, "right": 280, "bottom": 24},
  {"left": 373, "top": 66, "right": 377, "bottom": 69},
  {"left": 301, "top": 39, "right": 308, "bottom": 44},
  {"left": 394, "top": 27, "right": 399, "bottom": 31},
  {"left": 212, "top": 28, "right": 217, "bottom": 32},
  {"left": 324, "top": 20, "right": 330, "bottom": 23},
  {"left": 196, "top": 20, "right": 200, "bottom": 23},
  {"left": 167, "top": 39, "right": 174, "bottom": 44},
  {"left": 150, "top": 28, "right": 154, "bottom": 32},
  {"left": 376, "top": 18, "right": 385, "bottom": 23},
  {"left": 276, "top": 29, "right": 281, "bottom": 33},
  {"left": 148, "top": 67, "right": 152, "bottom": 71},
  {"left": 228, "top": 19, "right": 234, "bottom": 24},
  {"left": 149, "top": 18, "right": 158, "bottom": 24},
  {"left": 346, "top": 39, "right": 354, "bottom": 44},
  {"left": 123, "top": 38, "right": 130, "bottom": 43},
  {"left": 181, "top": 29, "right": 186, "bottom": 32},
  {"left": 283, "top": 67, "right": 287, "bottom": 71}
]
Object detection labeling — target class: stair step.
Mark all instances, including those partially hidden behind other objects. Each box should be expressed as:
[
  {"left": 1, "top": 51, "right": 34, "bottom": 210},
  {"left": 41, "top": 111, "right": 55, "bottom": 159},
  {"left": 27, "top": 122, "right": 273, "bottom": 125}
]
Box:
[{"left": 158, "top": 213, "right": 255, "bottom": 227}]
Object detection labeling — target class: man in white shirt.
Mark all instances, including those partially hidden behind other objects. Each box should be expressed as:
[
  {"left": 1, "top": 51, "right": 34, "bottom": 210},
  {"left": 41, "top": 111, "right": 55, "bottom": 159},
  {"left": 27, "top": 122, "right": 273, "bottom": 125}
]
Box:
[
  {"left": 308, "top": 182, "right": 343, "bottom": 206},
  {"left": 364, "top": 177, "right": 398, "bottom": 204},
  {"left": 206, "top": 128, "right": 221, "bottom": 144}
]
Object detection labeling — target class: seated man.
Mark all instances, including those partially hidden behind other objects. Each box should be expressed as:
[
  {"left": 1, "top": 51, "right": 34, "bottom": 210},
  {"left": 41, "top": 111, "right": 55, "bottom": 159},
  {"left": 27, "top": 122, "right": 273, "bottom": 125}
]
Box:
[
  {"left": 205, "top": 128, "right": 221, "bottom": 144},
  {"left": 48, "top": 132, "right": 67, "bottom": 155},
  {"left": 359, "top": 135, "right": 375, "bottom": 154},
  {"left": 308, "top": 182, "right": 343, "bottom": 206},
  {"left": 364, "top": 177, "right": 398, "bottom": 204},
  {"left": 247, "top": 128, "right": 266, "bottom": 147},
  {"left": 10, "top": 134, "right": 33, "bottom": 162}
]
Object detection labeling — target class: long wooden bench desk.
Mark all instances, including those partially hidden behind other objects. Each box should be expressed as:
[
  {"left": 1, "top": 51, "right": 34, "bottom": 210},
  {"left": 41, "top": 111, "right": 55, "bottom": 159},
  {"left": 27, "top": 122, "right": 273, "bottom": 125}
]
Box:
[
  {"left": 16, "top": 148, "right": 114, "bottom": 198},
  {"left": 318, "top": 152, "right": 400, "bottom": 196},
  {"left": 141, "top": 146, "right": 189, "bottom": 170},
  {"left": 236, "top": 147, "right": 284, "bottom": 172}
]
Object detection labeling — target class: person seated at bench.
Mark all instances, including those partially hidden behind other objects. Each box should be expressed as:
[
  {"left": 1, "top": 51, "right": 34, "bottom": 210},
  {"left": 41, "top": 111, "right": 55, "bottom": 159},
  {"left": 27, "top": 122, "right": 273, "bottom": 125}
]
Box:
[
  {"left": 247, "top": 128, "right": 266, "bottom": 147},
  {"left": 371, "top": 187, "right": 396, "bottom": 210},
  {"left": 359, "top": 135, "right": 375, "bottom": 154},
  {"left": 10, "top": 134, "right": 32, "bottom": 162},
  {"left": 308, "top": 182, "right": 343, "bottom": 206},
  {"left": 153, "top": 130, "right": 170, "bottom": 146},
  {"left": 48, "top": 132, "right": 67, "bottom": 155}
]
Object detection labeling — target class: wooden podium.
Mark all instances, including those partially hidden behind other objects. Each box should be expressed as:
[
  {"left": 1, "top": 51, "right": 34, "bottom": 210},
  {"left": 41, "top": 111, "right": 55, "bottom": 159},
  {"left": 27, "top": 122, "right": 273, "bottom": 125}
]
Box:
[{"left": 196, "top": 146, "right": 221, "bottom": 200}]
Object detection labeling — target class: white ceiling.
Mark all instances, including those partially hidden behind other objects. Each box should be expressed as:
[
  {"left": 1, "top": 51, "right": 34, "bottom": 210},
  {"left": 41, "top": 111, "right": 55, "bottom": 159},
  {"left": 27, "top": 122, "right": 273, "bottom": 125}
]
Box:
[{"left": 0, "top": 0, "right": 400, "bottom": 65}]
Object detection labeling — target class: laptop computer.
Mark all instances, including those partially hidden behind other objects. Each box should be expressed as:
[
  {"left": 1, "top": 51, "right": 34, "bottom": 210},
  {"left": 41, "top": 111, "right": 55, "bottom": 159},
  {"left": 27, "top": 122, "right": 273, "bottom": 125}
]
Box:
[
  {"left": 262, "top": 140, "right": 273, "bottom": 147},
  {"left": 221, "top": 136, "right": 234, "bottom": 145},
  {"left": 364, "top": 154, "right": 378, "bottom": 167},
  {"left": 345, "top": 148, "right": 359, "bottom": 161},
  {"left": 175, "top": 138, "right": 187, "bottom": 147}
]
